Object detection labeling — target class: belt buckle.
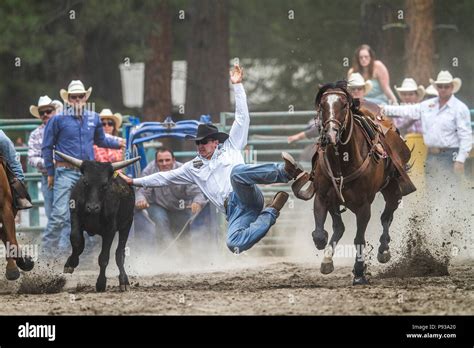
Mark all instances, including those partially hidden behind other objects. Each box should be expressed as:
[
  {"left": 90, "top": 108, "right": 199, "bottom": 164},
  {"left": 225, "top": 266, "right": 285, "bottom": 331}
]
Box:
[{"left": 429, "top": 147, "right": 441, "bottom": 155}]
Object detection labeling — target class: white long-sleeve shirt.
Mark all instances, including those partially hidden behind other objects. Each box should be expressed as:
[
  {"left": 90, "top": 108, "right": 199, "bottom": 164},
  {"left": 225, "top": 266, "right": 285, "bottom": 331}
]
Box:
[
  {"left": 133, "top": 83, "right": 250, "bottom": 212},
  {"left": 383, "top": 95, "right": 472, "bottom": 162}
]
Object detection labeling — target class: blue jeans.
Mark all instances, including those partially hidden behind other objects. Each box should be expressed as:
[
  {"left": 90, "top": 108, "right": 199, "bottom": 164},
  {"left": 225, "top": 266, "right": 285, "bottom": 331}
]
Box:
[
  {"left": 0, "top": 130, "right": 24, "bottom": 180},
  {"left": 147, "top": 204, "right": 191, "bottom": 250},
  {"left": 41, "top": 167, "right": 81, "bottom": 257},
  {"left": 225, "top": 163, "right": 290, "bottom": 253},
  {"left": 41, "top": 175, "right": 53, "bottom": 219}
]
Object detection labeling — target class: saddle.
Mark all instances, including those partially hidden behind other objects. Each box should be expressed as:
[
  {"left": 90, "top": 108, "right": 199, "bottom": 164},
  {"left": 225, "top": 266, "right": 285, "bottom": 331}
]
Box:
[{"left": 293, "top": 100, "right": 416, "bottom": 201}]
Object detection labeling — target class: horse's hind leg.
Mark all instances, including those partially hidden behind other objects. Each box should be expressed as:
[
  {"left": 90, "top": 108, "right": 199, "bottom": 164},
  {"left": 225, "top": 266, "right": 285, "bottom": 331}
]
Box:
[
  {"left": 353, "top": 203, "right": 371, "bottom": 285},
  {"left": 1, "top": 205, "right": 20, "bottom": 280},
  {"left": 312, "top": 194, "right": 329, "bottom": 250},
  {"left": 321, "top": 209, "right": 345, "bottom": 275},
  {"left": 378, "top": 179, "right": 402, "bottom": 263}
]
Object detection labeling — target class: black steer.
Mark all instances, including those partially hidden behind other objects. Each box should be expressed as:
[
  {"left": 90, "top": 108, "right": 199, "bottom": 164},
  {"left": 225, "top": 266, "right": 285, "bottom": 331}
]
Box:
[{"left": 55, "top": 151, "right": 139, "bottom": 292}]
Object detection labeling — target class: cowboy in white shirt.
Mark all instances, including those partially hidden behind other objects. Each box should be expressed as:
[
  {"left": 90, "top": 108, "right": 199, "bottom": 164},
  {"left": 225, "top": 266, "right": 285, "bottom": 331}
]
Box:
[
  {"left": 382, "top": 71, "right": 472, "bottom": 176},
  {"left": 119, "top": 64, "right": 303, "bottom": 253}
]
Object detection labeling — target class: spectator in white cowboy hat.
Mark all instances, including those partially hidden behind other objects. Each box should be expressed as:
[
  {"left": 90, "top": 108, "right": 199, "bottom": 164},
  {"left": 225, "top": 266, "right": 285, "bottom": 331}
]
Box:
[
  {"left": 382, "top": 70, "right": 472, "bottom": 178},
  {"left": 391, "top": 78, "right": 425, "bottom": 136},
  {"left": 425, "top": 84, "right": 439, "bottom": 97},
  {"left": 94, "top": 109, "right": 124, "bottom": 163},
  {"left": 41, "top": 80, "right": 126, "bottom": 259},
  {"left": 28, "top": 96, "right": 63, "bottom": 219}
]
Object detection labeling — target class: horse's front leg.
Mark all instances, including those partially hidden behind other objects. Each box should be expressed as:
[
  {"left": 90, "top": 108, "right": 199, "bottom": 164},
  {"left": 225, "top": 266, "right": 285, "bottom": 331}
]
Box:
[
  {"left": 321, "top": 208, "right": 346, "bottom": 275},
  {"left": 312, "top": 194, "right": 329, "bottom": 250},
  {"left": 353, "top": 203, "right": 371, "bottom": 285}
]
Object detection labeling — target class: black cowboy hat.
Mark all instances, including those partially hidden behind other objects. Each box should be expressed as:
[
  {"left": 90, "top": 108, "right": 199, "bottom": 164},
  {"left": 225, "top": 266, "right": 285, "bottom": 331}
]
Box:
[{"left": 187, "top": 123, "right": 229, "bottom": 143}]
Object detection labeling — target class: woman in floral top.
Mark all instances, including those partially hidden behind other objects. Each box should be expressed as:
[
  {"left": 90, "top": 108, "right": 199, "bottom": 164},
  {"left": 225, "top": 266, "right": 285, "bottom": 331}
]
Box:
[{"left": 94, "top": 109, "right": 124, "bottom": 163}]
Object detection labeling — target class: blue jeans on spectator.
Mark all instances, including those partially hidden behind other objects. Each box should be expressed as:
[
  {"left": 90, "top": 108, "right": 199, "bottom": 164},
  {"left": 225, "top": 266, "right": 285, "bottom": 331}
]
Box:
[
  {"left": 41, "top": 167, "right": 81, "bottom": 258},
  {"left": 146, "top": 204, "right": 191, "bottom": 250},
  {"left": 0, "top": 130, "right": 24, "bottom": 180},
  {"left": 225, "top": 163, "right": 290, "bottom": 253},
  {"left": 41, "top": 175, "right": 53, "bottom": 219}
]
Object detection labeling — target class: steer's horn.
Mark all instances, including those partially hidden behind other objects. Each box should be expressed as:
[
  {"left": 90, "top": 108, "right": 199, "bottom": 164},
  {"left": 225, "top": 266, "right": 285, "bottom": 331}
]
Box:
[
  {"left": 55, "top": 151, "right": 83, "bottom": 168},
  {"left": 111, "top": 156, "right": 141, "bottom": 171}
]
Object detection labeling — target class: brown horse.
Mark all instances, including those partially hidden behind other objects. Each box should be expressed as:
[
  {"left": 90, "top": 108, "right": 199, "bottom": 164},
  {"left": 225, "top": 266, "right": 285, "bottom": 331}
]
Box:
[
  {"left": 0, "top": 158, "right": 34, "bottom": 280},
  {"left": 298, "top": 82, "right": 414, "bottom": 285}
]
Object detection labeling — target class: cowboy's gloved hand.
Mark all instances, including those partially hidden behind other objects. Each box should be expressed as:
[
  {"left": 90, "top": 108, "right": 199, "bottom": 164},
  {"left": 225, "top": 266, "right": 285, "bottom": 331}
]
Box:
[
  {"left": 117, "top": 171, "right": 133, "bottom": 185},
  {"left": 135, "top": 199, "right": 149, "bottom": 210}
]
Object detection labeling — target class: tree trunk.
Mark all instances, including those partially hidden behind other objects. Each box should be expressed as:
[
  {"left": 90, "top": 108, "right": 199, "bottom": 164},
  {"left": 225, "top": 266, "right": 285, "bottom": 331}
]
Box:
[
  {"left": 404, "top": 0, "right": 435, "bottom": 85},
  {"left": 185, "top": 0, "right": 230, "bottom": 122},
  {"left": 143, "top": 0, "right": 172, "bottom": 122}
]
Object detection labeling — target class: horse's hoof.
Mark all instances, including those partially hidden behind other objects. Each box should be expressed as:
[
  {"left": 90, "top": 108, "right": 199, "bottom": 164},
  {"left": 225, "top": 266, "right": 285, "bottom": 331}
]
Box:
[
  {"left": 312, "top": 230, "right": 328, "bottom": 250},
  {"left": 320, "top": 261, "right": 334, "bottom": 275},
  {"left": 119, "top": 284, "right": 130, "bottom": 292},
  {"left": 96, "top": 283, "right": 106, "bottom": 293},
  {"left": 17, "top": 256, "right": 35, "bottom": 272},
  {"left": 6, "top": 267, "right": 20, "bottom": 281},
  {"left": 63, "top": 266, "right": 75, "bottom": 274},
  {"left": 352, "top": 276, "right": 370, "bottom": 286},
  {"left": 377, "top": 250, "right": 391, "bottom": 264}
]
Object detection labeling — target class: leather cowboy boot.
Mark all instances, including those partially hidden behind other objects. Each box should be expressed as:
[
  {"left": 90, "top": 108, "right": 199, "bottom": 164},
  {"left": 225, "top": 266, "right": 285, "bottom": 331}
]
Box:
[
  {"left": 266, "top": 191, "right": 289, "bottom": 212},
  {"left": 281, "top": 152, "right": 303, "bottom": 180},
  {"left": 10, "top": 178, "right": 33, "bottom": 210}
]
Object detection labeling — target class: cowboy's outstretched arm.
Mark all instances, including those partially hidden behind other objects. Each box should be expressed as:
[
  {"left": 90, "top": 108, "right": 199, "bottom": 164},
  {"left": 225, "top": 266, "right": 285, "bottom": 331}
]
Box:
[
  {"left": 119, "top": 164, "right": 193, "bottom": 187},
  {"left": 382, "top": 103, "right": 422, "bottom": 120},
  {"left": 227, "top": 64, "right": 250, "bottom": 150}
]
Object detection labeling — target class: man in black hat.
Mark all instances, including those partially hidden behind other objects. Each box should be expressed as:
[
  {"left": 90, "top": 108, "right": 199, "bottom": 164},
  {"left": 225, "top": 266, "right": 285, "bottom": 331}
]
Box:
[{"left": 119, "top": 64, "right": 302, "bottom": 253}]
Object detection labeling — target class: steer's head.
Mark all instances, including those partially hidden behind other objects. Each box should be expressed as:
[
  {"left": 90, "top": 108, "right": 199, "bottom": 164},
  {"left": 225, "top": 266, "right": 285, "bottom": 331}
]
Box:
[{"left": 55, "top": 151, "right": 140, "bottom": 215}]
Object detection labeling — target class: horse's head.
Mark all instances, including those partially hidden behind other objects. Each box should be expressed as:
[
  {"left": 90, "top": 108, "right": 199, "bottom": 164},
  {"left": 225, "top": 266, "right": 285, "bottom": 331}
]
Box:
[{"left": 315, "top": 82, "right": 353, "bottom": 146}]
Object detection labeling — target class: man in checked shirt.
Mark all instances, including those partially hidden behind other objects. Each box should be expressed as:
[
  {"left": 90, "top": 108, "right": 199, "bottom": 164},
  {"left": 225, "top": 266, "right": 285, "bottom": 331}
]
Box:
[{"left": 119, "top": 64, "right": 303, "bottom": 254}]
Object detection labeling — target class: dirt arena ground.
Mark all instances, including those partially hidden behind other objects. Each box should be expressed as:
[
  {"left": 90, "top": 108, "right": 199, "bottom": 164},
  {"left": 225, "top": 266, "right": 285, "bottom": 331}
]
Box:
[
  {"left": 1, "top": 179, "right": 472, "bottom": 315},
  {"left": 0, "top": 256, "right": 472, "bottom": 315}
]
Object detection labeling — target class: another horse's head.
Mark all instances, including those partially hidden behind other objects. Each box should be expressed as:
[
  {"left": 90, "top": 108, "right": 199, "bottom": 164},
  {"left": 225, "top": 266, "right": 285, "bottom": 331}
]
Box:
[{"left": 315, "top": 81, "right": 354, "bottom": 146}]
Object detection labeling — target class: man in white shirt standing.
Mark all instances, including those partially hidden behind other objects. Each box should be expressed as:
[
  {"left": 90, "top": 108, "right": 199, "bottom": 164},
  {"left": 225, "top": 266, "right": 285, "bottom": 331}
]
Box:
[
  {"left": 119, "top": 64, "right": 302, "bottom": 253},
  {"left": 381, "top": 70, "right": 472, "bottom": 183}
]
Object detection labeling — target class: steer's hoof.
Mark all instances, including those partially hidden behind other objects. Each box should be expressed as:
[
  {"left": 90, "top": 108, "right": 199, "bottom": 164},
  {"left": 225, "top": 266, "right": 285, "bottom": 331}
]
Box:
[
  {"left": 63, "top": 266, "right": 75, "bottom": 274},
  {"left": 6, "top": 267, "right": 20, "bottom": 281},
  {"left": 352, "top": 276, "right": 370, "bottom": 286},
  {"left": 119, "top": 284, "right": 130, "bottom": 292},
  {"left": 320, "top": 261, "right": 334, "bottom": 275},
  {"left": 17, "top": 256, "right": 35, "bottom": 272},
  {"left": 377, "top": 250, "right": 391, "bottom": 264}
]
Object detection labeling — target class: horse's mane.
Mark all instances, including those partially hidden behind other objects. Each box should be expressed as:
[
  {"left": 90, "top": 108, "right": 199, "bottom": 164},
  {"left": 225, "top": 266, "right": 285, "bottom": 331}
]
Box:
[{"left": 314, "top": 80, "right": 359, "bottom": 113}]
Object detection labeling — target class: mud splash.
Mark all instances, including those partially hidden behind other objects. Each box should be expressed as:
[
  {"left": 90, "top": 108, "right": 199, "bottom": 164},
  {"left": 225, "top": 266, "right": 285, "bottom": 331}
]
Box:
[{"left": 377, "top": 213, "right": 450, "bottom": 278}]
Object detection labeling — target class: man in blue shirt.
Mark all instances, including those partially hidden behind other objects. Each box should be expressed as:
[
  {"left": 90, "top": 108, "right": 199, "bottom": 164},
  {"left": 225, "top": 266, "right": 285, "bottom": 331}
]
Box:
[{"left": 41, "top": 80, "right": 124, "bottom": 258}]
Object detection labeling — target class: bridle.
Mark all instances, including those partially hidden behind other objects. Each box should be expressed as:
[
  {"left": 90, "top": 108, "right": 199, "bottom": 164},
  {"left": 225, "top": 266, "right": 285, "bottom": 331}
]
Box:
[{"left": 318, "top": 90, "right": 354, "bottom": 146}]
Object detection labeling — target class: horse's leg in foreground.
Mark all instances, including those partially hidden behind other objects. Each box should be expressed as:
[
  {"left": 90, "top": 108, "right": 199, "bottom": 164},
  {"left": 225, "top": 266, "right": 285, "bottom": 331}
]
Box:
[
  {"left": 321, "top": 209, "right": 346, "bottom": 274},
  {"left": 312, "top": 194, "right": 329, "bottom": 250},
  {"left": 116, "top": 219, "right": 131, "bottom": 291},
  {"left": 378, "top": 180, "right": 402, "bottom": 263},
  {"left": 63, "top": 214, "right": 84, "bottom": 273},
  {"left": 353, "top": 203, "right": 371, "bottom": 285},
  {"left": 0, "top": 205, "right": 20, "bottom": 280},
  {"left": 96, "top": 233, "right": 114, "bottom": 292}
]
